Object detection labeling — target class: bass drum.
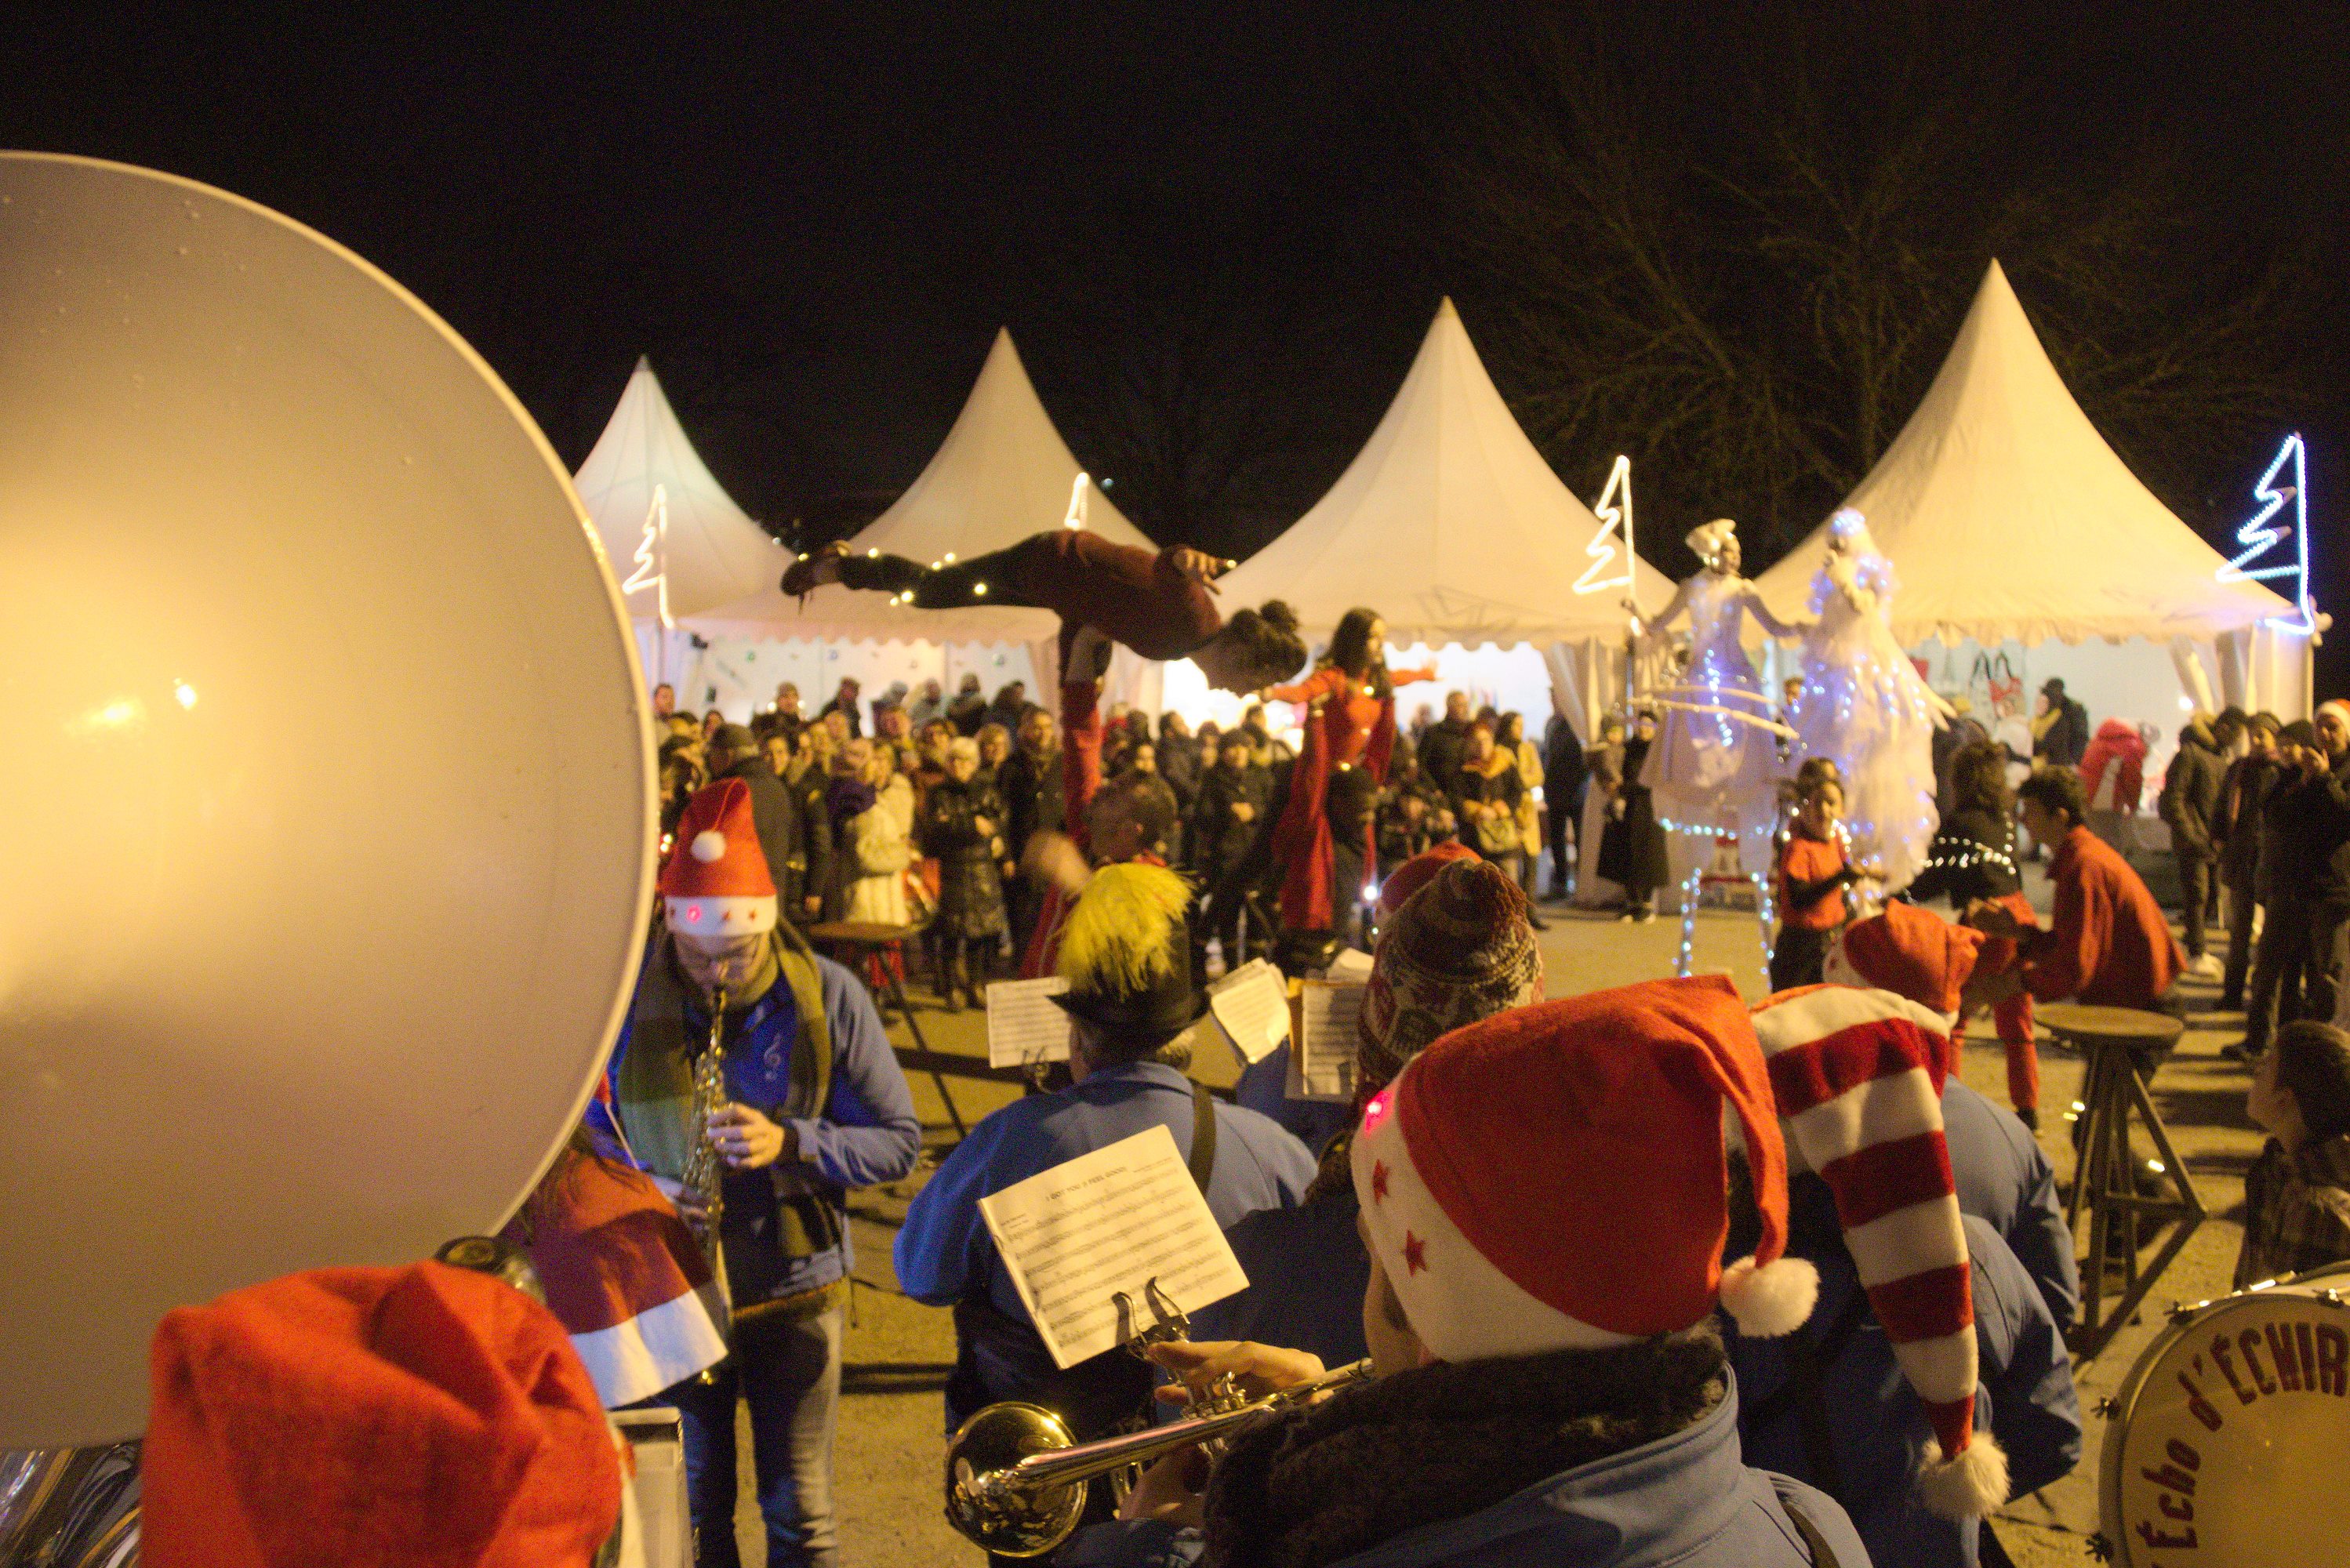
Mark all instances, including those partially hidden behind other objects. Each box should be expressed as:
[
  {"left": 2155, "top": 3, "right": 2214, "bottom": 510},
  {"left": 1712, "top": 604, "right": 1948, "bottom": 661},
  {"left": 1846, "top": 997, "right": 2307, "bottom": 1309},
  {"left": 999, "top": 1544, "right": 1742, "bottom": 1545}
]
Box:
[
  {"left": 0, "top": 154, "right": 655, "bottom": 1448},
  {"left": 2100, "top": 1262, "right": 2350, "bottom": 1566}
]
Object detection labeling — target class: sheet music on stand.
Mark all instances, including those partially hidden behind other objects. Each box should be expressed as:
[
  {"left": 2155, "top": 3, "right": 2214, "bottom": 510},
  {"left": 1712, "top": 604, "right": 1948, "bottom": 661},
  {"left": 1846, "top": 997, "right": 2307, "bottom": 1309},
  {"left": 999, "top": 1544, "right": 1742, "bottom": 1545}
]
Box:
[
  {"left": 1324, "top": 947, "right": 1374, "bottom": 983},
  {"left": 1288, "top": 979, "right": 1364, "bottom": 1104},
  {"left": 986, "top": 977, "right": 1073, "bottom": 1069},
  {"left": 976, "top": 1125, "right": 1248, "bottom": 1368},
  {"left": 1207, "top": 958, "right": 1290, "bottom": 1066}
]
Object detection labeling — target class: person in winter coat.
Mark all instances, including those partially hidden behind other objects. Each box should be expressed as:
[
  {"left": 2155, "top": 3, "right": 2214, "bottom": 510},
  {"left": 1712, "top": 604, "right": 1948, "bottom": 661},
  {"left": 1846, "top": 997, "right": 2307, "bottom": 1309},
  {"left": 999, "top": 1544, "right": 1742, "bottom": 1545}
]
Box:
[
  {"left": 709, "top": 724, "right": 826, "bottom": 928},
  {"left": 827, "top": 740, "right": 917, "bottom": 927},
  {"left": 1542, "top": 710, "right": 1588, "bottom": 899},
  {"left": 1968, "top": 768, "right": 2181, "bottom": 1063},
  {"left": 999, "top": 705, "right": 1064, "bottom": 964},
  {"left": 1498, "top": 711, "right": 1550, "bottom": 920},
  {"left": 893, "top": 868, "right": 1313, "bottom": 1508},
  {"left": 1826, "top": 902, "right": 2079, "bottom": 1330},
  {"left": 920, "top": 737, "right": 1009, "bottom": 1012},
  {"left": 1192, "top": 731, "right": 1272, "bottom": 965},
  {"left": 1747, "top": 983, "right": 2078, "bottom": 1568},
  {"left": 2160, "top": 711, "right": 2233, "bottom": 975},
  {"left": 1414, "top": 688, "right": 1475, "bottom": 793},
  {"left": 2214, "top": 713, "right": 2281, "bottom": 1009},
  {"left": 945, "top": 673, "right": 989, "bottom": 735},
  {"left": 1061, "top": 976, "right": 1868, "bottom": 1568},
  {"left": 1910, "top": 740, "right": 2042, "bottom": 1123},
  {"left": 2029, "top": 678, "right": 2087, "bottom": 768},
  {"left": 1451, "top": 720, "right": 1529, "bottom": 886},
  {"left": 2078, "top": 718, "right": 2148, "bottom": 815},
  {"left": 2237, "top": 1020, "right": 2350, "bottom": 1285},
  {"left": 1199, "top": 853, "right": 1544, "bottom": 1368},
  {"left": 1599, "top": 709, "right": 1669, "bottom": 920},
  {"left": 2238, "top": 718, "right": 2350, "bottom": 1058}
]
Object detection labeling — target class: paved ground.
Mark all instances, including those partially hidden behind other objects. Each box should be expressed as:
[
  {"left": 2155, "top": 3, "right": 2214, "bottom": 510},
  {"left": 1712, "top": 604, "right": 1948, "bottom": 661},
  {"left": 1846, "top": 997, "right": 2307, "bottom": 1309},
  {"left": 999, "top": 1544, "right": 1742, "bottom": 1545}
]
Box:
[{"left": 728, "top": 878, "right": 2265, "bottom": 1566}]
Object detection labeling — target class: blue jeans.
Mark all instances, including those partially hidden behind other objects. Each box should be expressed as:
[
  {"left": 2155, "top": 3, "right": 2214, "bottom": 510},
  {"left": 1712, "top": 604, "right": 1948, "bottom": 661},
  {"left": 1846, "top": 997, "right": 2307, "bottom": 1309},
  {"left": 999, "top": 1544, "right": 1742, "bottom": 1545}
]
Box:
[{"left": 663, "top": 1305, "right": 843, "bottom": 1568}]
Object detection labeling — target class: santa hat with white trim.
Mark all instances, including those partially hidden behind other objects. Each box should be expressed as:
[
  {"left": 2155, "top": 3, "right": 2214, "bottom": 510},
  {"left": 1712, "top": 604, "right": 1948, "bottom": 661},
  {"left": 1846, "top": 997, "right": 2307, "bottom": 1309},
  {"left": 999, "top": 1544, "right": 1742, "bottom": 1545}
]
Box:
[
  {"left": 1827, "top": 899, "right": 1984, "bottom": 1027},
  {"left": 1749, "top": 983, "right": 2009, "bottom": 1520},
  {"left": 1350, "top": 975, "right": 1818, "bottom": 1362},
  {"left": 661, "top": 779, "right": 777, "bottom": 938}
]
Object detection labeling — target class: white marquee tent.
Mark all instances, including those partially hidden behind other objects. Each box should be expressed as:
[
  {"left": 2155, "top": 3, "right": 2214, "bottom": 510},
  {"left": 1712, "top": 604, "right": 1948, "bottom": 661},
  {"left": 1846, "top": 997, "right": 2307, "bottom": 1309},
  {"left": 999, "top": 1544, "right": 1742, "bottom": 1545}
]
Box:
[
  {"left": 1203, "top": 297, "right": 1672, "bottom": 737},
  {"left": 679, "top": 329, "right": 1157, "bottom": 715},
  {"left": 571, "top": 357, "right": 786, "bottom": 685},
  {"left": 1750, "top": 260, "right": 2307, "bottom": 736}
]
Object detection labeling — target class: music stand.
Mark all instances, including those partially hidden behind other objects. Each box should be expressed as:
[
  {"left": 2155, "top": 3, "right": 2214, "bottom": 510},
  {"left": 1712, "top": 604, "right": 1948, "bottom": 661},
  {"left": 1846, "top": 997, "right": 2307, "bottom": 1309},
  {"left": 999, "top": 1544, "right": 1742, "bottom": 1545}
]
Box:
[{"left": 2040, "top": 1002, "right": 2201, "bottom": 1360}]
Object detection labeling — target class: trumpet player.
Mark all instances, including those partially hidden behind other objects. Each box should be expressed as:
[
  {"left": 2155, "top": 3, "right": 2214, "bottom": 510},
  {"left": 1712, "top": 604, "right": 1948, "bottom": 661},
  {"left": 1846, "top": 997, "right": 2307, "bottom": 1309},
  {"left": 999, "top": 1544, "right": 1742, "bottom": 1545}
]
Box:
[
  {"left": 602, "top": 779, "right": 921, "bottom": 1568},
  {"left": 1059, "top": 978, "right": 1868, "bottom": 1568}
]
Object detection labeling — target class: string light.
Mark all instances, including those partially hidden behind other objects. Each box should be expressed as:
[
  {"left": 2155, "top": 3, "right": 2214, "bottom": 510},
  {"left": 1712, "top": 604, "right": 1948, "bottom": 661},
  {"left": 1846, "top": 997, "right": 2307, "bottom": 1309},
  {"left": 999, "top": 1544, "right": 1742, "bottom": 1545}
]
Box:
[
  {"left": 1573, "top": 454, "right": 1636, "bottom": 596},
  {"left": 1063, "top": 472, "right": 1089, "bottom": 530}
]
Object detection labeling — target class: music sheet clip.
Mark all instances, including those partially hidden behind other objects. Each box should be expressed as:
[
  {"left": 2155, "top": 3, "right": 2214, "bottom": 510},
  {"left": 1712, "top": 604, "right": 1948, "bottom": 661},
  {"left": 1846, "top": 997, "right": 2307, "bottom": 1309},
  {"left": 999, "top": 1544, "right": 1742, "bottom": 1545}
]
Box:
[
  {"left": 986, "top": 977, "right": 1073, "bottom": 1079},
  {"left": 1113, "top": 1276, "right": 1192, "bottom": 1360}
]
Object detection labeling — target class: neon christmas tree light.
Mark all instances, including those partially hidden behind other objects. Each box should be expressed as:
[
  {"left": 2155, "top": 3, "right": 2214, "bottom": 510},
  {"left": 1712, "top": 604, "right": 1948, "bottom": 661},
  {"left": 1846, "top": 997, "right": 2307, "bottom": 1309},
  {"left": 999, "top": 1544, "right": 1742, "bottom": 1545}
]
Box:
[
  {"left": 619, "top": 482, "right": 673, "bottom": 629},
  {"left": 2217, "top": 434, "right": 2315, "bottom": 635},
  {"left": 1574, "top": 455, "right": 1636, "bottom": 596}
]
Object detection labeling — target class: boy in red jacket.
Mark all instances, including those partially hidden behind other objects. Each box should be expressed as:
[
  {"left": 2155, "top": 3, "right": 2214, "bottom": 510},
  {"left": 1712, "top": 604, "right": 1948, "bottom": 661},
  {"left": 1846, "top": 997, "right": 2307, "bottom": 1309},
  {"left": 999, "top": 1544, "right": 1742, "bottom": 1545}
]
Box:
[{"left": 1966, "top": 767, "right": 2181, "bottom": 1014}]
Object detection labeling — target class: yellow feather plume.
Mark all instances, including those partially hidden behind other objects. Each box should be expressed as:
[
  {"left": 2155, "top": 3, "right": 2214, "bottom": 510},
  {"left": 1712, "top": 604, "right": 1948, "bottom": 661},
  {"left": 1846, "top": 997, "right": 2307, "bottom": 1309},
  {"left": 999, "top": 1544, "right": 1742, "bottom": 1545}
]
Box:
[{"left": 1057, "top": 862, "right": 1193, "bottom": 993}]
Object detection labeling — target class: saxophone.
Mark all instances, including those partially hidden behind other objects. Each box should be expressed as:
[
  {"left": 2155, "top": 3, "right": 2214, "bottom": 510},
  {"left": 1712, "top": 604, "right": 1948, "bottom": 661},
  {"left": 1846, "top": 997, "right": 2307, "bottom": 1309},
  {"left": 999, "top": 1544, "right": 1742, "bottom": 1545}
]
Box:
[{"left": 681, "top": 989, "right": 729, "bottom": 1297}]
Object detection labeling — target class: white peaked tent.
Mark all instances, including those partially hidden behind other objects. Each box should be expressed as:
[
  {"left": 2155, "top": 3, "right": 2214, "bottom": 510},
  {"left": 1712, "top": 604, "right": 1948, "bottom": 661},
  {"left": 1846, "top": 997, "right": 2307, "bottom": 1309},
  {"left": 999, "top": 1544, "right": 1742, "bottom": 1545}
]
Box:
[
  {"left": 1751, "top": 262, "right": 2305, "bottom": 719},
  {"left": 573, "top": 358, "right": 785, "bottom": 624},
  {"left": 1217, "top": 298, "right": 1673, "bottom": 652},
  {"left": 687, "top": 329, "right": 1152, "bottom": 647}
]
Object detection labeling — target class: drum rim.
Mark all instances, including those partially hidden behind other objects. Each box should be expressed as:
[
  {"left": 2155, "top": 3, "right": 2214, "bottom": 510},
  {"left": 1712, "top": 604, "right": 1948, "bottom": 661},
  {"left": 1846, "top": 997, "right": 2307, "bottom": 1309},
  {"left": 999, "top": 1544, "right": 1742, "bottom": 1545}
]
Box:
[{"left": 2097, "top": 1261, "right": 2350, "bottom": 1565}]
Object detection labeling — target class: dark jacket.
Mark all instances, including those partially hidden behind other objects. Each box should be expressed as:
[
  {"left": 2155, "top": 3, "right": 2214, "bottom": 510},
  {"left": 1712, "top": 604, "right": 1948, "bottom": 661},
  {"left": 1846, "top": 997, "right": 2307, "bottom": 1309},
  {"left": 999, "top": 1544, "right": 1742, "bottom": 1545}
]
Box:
[
  {"left": 1416, "top": 715, "right": 1473, "bottom": 797},
  {"left": 1905, "top": 805, "right": 2021, "bottom": 907},
  {"left": 1001, "top": 744, "right": 1066, "bottom": 854},
  {"left": 2220, "top": 754, "right": 2283, "bottom": 890},
  {"left": 1194, "top": 762, "right": 1273, "bottom": 877},
  {"left": 946, "top": 689, "right": 989, "bottom": 735},
  {"left": 817, "top": 691, "right": 863, "bottom": 738},
  {"left": 2034, "top": 696, "right": 2088, "bottom": 768},
  {"left": 717, "top": 755, "right": 819, "bottom": 920},
  {"left": 1542, "top": 713, "right": 1589, "bottom": 822},
  {"left": 2158, "top": 717, "right": 2228, "bottom": 862}
]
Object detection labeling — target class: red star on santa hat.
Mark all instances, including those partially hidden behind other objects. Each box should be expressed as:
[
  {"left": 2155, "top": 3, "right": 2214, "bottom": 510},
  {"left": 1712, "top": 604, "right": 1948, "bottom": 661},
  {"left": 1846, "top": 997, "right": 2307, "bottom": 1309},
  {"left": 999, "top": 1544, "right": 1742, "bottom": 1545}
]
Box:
[
  {"left": 1371, "top": 1161, "right": 1389, "bottom": 1203},
  {"left": 1402, "top": 1231, "right": 1428, "bottom": 1276}
]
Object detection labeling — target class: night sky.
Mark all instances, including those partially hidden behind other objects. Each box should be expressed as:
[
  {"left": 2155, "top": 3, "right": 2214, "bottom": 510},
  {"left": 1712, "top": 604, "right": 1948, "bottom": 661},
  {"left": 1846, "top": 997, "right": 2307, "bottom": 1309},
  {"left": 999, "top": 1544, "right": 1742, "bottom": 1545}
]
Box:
[{"left": 9, "top": 3, "right": 2347, "bottom": 683}]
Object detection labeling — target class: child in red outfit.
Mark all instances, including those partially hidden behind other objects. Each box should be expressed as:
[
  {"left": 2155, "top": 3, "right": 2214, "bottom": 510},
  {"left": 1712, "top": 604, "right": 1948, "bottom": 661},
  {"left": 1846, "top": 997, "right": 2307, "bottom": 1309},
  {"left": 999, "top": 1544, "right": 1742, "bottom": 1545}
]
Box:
[{"left": 1771, "top": 777, "right": 1868, "bottom": 992}]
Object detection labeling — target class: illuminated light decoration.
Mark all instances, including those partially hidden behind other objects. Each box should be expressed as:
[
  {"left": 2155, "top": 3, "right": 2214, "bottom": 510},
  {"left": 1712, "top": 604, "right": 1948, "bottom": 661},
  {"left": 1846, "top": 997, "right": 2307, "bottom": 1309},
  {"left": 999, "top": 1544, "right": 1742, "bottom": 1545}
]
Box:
[
  {"left": 173, "top": 681, "right": 198, "bottom": 710},
  {"left": 1361, "top": 1087, "right": 1394, "bottom": 1133},
  {"left": 973, "top": 582, "right": 988, "bottom": 596},
  {"left": 2217, "top": 434, "right": 2316, "bottom": 635},
  {"left": 1573, "top": 454, "right": 1636, "bottom": 597},
  {"left": 1063, "top": 471, "right": 1090, "bottom": 530},
  {"left": 618, "top": 483, "right": 673, "bottom": 628}
]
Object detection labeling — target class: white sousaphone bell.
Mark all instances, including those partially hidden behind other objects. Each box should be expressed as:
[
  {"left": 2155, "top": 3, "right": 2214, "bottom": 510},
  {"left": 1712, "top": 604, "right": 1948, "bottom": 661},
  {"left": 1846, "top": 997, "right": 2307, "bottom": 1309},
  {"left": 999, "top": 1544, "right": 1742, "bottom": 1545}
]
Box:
[{"left": 0, "top": 152, "right": 656, "bottom": 1549}]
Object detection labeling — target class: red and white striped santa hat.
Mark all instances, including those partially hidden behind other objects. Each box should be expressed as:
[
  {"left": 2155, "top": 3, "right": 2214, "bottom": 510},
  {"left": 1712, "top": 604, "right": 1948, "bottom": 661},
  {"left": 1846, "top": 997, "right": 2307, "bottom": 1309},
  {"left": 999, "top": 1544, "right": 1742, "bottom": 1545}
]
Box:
[
  {"left": 1351, "top": 975, "right": 1818, "bottom": 1360},
  {"left": 1749, "top": 983, "right": 2010, "bottom": 1520},
  {"left": 660, "top": 779, "right": 776, "bottom": 937}
]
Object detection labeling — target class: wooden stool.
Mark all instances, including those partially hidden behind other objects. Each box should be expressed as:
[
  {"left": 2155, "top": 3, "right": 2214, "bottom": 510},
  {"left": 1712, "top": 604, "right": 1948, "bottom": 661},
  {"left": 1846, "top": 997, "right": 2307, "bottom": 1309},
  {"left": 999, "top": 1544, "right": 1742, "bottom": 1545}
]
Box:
[
  {"left": 807, "top": 920, "right": 970, "bottom": 1138},
  {"left": 2038, "top": 1002, "right": 2203, "bottom": 1359}
]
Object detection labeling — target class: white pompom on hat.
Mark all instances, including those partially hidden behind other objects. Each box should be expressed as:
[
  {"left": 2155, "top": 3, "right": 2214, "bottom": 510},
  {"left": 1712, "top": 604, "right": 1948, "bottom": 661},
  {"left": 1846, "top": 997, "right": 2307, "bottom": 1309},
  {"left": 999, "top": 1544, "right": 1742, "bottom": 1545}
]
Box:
[{"left": 660, "top": 779, "right": 777, "bottom": 938}]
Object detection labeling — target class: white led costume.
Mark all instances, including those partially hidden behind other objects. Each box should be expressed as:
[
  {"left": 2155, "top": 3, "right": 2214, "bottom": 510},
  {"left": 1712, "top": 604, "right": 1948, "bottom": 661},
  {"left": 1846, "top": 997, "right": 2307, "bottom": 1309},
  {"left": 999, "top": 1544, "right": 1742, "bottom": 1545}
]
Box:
[
  {"left": 1790, "top": 510, "right": 1950, "bottom": 891},
  {"left": 1639, "top": 520, "right": 1797, "bottom": 880}
]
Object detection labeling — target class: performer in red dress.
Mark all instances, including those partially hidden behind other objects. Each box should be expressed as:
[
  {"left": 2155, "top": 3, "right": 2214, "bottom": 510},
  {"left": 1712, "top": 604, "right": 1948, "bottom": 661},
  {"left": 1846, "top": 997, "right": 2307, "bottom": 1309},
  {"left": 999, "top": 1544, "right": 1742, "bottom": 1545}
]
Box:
[{"left": 1262, "top": 608, "right": 1437, "bottom": 941}]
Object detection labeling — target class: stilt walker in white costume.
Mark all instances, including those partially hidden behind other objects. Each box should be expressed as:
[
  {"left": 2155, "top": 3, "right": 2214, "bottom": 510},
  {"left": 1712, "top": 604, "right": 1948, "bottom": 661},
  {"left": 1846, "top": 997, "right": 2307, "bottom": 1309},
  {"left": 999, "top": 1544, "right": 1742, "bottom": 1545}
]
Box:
[
  {"left": 1640, "top": 520, "right": 1805, "bottom": 979},
  {"left": 1789, "top": 508, "right": 1951, "bottom": 895}
]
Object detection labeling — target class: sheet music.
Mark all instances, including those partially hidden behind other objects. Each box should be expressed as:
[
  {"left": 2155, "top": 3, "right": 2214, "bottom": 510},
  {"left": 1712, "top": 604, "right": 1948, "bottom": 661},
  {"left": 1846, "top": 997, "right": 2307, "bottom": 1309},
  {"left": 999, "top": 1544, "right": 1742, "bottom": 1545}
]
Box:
[
  {"left": 1324, "top": 947, "right": 1374, "bottom": 982},
  {"left": 986, "top": 977, "right": 1073, "bottom": 1068},
  {"left": 978, "top": 1125, "right": 1248, "bottom": 1368},
  {"left": 1208, "top": 958, "right": 1291, "bottom": 1065},
  {"left": 1288, "top": 979, "right": 1364, "bottom": 1104}
]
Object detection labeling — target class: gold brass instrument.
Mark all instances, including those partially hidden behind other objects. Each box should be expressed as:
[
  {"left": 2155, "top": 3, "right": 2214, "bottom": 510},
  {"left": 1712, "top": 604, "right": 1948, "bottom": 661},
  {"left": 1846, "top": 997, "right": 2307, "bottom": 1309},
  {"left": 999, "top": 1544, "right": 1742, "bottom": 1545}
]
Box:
[{"left": 944, "top": 1358, "right": 1372, "bottom": 1557}]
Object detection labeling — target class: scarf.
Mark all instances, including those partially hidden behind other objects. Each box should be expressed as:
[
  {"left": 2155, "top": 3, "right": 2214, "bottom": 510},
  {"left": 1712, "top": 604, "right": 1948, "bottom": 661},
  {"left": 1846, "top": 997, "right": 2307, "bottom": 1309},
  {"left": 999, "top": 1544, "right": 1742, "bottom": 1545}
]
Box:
[
  {"left": 1201, "top": 1331, "right": 1728, "bottom": 1568},
  {"left": 826, "top": 772, "right": 877, "bottom": 822}
]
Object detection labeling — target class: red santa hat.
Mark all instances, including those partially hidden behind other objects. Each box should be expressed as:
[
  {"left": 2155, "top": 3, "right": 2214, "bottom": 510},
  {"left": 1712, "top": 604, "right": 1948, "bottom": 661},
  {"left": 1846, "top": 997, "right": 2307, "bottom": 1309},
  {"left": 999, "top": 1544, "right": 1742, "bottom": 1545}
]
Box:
[
  {"left": 1351, "top": 975, "right": 1817, "bottom": 1360},
  {"left": 1749, "top": 984, "right": 2009, "bottom": 1520},
  {"left": 660, "top": 778, "right": 776, "bottom": 937},
  {"left": 143, "top": 1261, "right": 622, "bottom": 1568},
  {"left": 1829, "top": 899, "right": 1984, "bottom": 1024},
  {"left": 1373, "top": 840, "right": 1480, "bottom": 923}
]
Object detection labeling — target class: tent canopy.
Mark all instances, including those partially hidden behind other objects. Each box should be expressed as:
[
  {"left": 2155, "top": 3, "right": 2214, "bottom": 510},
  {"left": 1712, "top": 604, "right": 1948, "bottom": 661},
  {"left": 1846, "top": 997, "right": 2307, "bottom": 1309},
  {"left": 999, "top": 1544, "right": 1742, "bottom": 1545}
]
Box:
[
  {"left": 1214, "top": 299, "right": 1671, "bottom": 649},
  {"left": 572, "top": 357, "right": 784, "bottom": 622},
  {"left": 686, "top": 329, "right": 1150, "bottom": 643},
  {"left": 1753, "top": 261, "right": 2292, "bottom": 647}
]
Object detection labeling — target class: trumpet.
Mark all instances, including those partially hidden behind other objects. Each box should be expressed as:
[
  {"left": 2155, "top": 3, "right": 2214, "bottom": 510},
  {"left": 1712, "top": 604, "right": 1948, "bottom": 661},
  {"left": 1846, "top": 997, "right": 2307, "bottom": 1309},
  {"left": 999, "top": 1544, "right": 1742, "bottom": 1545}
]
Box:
[{"left": 944, "top": 1358, "right": 1372, "bottom": 1556}]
